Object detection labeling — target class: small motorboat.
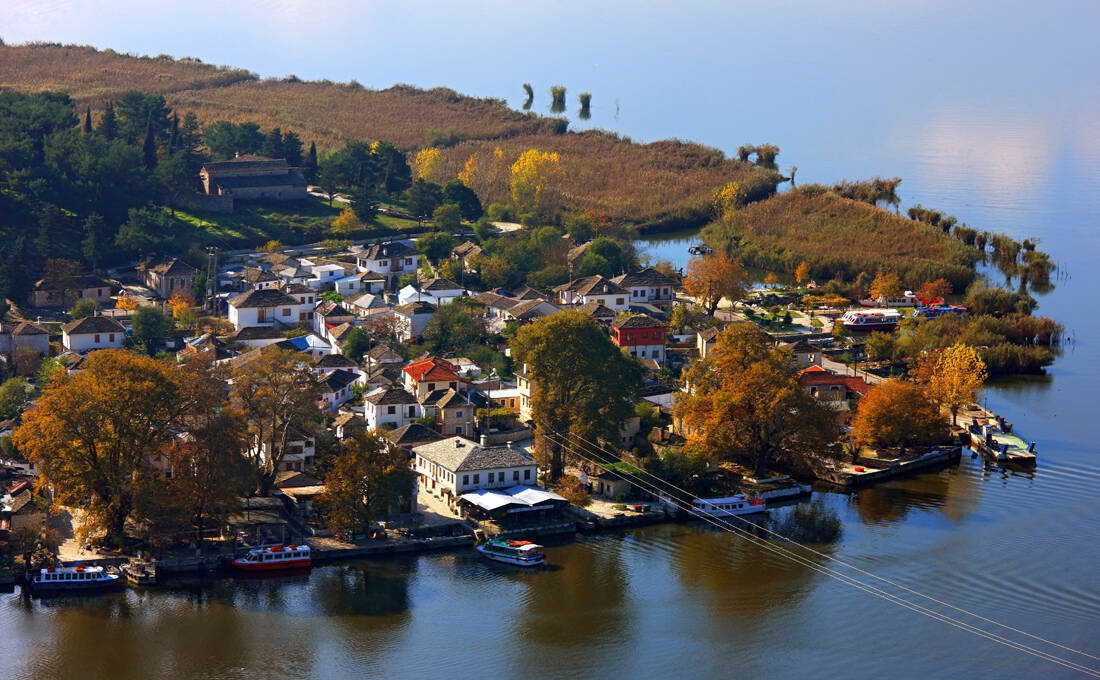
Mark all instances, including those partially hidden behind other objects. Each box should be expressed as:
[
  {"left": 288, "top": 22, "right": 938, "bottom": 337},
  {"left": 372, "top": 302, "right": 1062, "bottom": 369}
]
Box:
[
  {"left": 476, "top": 538, "right": 545, "bottom": 567},
  {"left": 690, "top": 494, "right": 767, "bottom": 517},
  {"left": 29, "top": 565, "right": 122, "bottom": 593}
]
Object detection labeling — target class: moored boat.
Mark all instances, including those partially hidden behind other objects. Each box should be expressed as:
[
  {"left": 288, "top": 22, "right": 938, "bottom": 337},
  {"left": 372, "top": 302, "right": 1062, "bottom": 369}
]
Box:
[
  {"left": 476, "top": 538, "right": 545, "bottom": 567},
  {"left": 859, "top": 290, "right": 942, "bottom": 308},
  {"left": 840, "top": 308, "right": 901, "bottom": 331},
  {"left": 232, "top": 545, "right": 312, "bottom": 572},
  {"left": 690, "top": 494, "right": 767, "bottom": 517},
  {"left": 121, "top": 560, "right": 157, "bottom": 586},
  {"left": 29, "top": 565, "right": 122, "bottom": 593},
  {"left": 913, "top": 305, "right": 967, "bottom": 319}
]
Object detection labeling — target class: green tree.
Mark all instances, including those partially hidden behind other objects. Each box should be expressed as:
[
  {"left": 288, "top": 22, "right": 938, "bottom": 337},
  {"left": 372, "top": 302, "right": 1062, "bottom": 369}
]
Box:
[
  {"left": 406, "top": 179, "right": 443, "bottom": 224},
  {"left": 511, "top": 311, "right": 644, "bottom": 480},
  {"left": 261, "top": 127, "right": 284, "bottom": 159},
  {"left": 142, "top": 119, "right": 158, "bottom": 169},
  {"left": 131, "top": 305, "right": 175, "bottom": 354},
  {"left": 417, "top": 232, "right": 456, "bottom": 263},
  {"left": 442, "top": 180, "right": 484, "bottom": 220},
  {"left": 81, "top": 213, "right": 106, "bottom": 271},
  {"left": 341, "top": 326, "right": 371, "bottom": 361},
  {"left": 422, "top": 299, "right": 486, "bottom": 355},
  {"left": 69, "top": 298, "right": 100, "bottom": 319},
  {"left": 303, "top": 141, "right": 318, "bottom": 183},
  {"left": 83, "top": 107, "right": 93, "bottom": 134},
  {"left": 115, "top": 205, "right": 173, "bottom": 255},
  {"left": 317, "top": 431, "right": 415, "bottom": 540},
  {"left": 97, "top": 100, "right": 117, "bottom": 139},
  {"left": 432, "top": 203, "right": 462, "bottom": 232},
  {"left": 0, "top": 377, "right": 30, "bottom": 419}
]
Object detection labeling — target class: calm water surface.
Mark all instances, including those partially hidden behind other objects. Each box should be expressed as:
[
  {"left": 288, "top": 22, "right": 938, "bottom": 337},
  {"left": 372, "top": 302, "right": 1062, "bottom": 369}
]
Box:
[{"left": 3, "top": 2, "right": 1099, "bottom": 678}]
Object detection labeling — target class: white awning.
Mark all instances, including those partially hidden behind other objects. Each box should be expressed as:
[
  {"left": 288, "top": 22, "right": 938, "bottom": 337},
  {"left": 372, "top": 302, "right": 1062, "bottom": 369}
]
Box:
[{"left": 459, "top": 485, "right": 566, "bottom": 512}]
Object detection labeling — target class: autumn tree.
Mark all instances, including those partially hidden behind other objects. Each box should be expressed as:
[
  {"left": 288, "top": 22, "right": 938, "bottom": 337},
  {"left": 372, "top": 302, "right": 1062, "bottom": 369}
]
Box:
[
  {"left": 795, "top": 261, "right": 811, "bottom": 286},
  {"left": 510, "top": 149, "right": 564, "bottom": 221},
  {"left": 413, "top": 147, "right": 444, "bottom": 183},
  {"left": 116, "top": 292, "right": 138, "bottom": 312},
  {"left": 229, "top": 347, "right": 322, "bottom": 494},
  {"left": 683, "top": 251, "right": 750, "bottom": 315},
  {"left": 675, "top": 324, "right": 836, "bottom": 475},
  {"left": 459, "top": 146, "right": 511, "bottom": 205},
  {"left": 511, "top": 311, "right": 644, "bottom": 480},
  {"left": 852, "top": 379, "right": 948, "bottom": 451},
  {"left": 920, "top": 343, "right": 988, "bottom": 425},
  {"left": 332, "top": 206, "right": 364, "bottom": 234},
  {"left": 317, "top": 431, "right": 415, "bottom": 539},
  {"left": 915, "top": 278, "right": 952, "bottom": 302},
  {"left": 168, "top": 289, "right": 196, "bottom": 327},
  {"left": 869, "top": 272, "right": 904, "bottom": 302},
  {"left": 712, "top": 181, "right": 746, "bottom": 219},
  {"left": 14, "top": 350, "right": 201, "bottom": 544}
]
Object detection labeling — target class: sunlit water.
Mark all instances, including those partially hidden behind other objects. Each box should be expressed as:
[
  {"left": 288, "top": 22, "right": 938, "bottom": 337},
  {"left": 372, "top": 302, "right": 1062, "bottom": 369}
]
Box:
[{"left": 3, "top": 2, "right": 1099, "bottom": 678}]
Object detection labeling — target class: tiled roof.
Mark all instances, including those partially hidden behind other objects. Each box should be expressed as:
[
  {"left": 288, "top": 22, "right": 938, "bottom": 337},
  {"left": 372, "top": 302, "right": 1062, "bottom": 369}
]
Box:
[
  {"left": 359, "top": 269, "right": 387, "bottom": 281},
  {"left": 412, "top": 437, "right": 534, "bottom": 472},
  {"left": 699, "top": 327, "right": 720, "bottom": 341},
  {"left": 385, "top": 423, "right": 445, "bottom": 446},
  {"left": 359, "top": 241, "right": 416, "bottom": 260},
  {"left": 453, "top": 241, "right": 483, "bottom": 258},
  {"left": 613, "top": 313, "right": 665, "bottom": 330},
  {"left": 511, "top": 285, "right": 545, "bottom": 300},
  {"left": 403, "top": 357, "right": 459, "bottom": 383},
  {"left": 228, "top": 326, "right": 285, "bottom": 341},
  {"left": 202, "top": 155, "right": 287, "bottom": 174},
  {"left": 509, "top": 299, "right": 558, "bottom": 320},
  {"left": 393, "top": 301, "right": 436, "bottom": 316},
  {"left": 61, "top": 315, "right": 125, "bottom": 335},
  {"left": 475, "top": 291, "right": 520, "bottom": 310},
  {"left": 242, "top": 267, "right": 279, "bottom": 283},
  {"left": 612, "top": 268, "right": 679, "bottom": 288},
  {"left": 228, "top": 288, "right": 297, "bottom": 308},
  {"left": 283, "top": 283, "right": 315, "bottom": 295},
  {"left": 578, "top": 300, "right": 616, "bottom": 318},
  {"left": 9, "top": 321, "right": 48, "bottom": 336},
  {"left": 422, "top": 277, "right": 462, "bottom": 292},
  {"left": 315, "top": 353, "right": 357, "bottom": 368},
  {"left": 212, "top": 171, "right": 306, "bottom": 189},
  {"left": 320, "top": 369, "right": 359, "bottom": 392},
  {"left": 367, "top": 388, "right": 419, "bottom": 405},
  {"left": 328, "top": 322, "right": 356, "bottom": 342}
]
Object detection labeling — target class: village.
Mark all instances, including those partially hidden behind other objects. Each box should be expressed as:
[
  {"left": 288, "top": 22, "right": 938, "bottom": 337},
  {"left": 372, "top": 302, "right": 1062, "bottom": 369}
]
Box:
[{"left": 0, "top": 164, "right": 1013, "bottom": 590}]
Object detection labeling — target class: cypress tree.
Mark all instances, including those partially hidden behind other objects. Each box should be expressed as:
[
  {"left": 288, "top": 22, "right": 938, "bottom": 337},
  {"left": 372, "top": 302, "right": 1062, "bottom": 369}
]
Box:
[
  {"left": 83, "top": 108, "right": 93, "bottom": 134},
  {"left": 98, "top": 101, "right": 117, "bottom": 140},
  {"left": 304, "top": 141, "right": 318, "bottom": 183},
  {"left": 143, "top": 118, "right": 158, "bottom": 169}
]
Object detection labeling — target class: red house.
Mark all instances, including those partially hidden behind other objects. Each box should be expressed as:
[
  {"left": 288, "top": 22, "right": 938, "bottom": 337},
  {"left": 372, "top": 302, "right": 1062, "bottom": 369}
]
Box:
[{"left": 612, "top": 314, "right": 667, "bottom": 363}]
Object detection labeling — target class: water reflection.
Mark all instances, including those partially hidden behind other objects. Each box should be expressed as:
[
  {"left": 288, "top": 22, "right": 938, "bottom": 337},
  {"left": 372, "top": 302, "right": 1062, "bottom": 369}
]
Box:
[
  {"left": 314, "top": 560, "right": 412, "bottom": 618},
  {"left": 851, "top": 463, "right": 978, "bottom": 527}
]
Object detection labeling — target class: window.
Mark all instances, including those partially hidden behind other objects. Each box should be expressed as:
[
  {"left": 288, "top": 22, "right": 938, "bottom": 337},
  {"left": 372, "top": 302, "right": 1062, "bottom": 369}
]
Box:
[
  {"left": 387, "top": 405, "right": 396, "bottom": 415},
  {"left": 427, "top": 383, "right": 434, "bottom": 391},
  {"left": 94, "top": 334, "right": 100, "bottom": 343},
  {"left": 449, "top": 382, "right": 457, "bottom": 389},
  {"left": 473, "top": 474, "right": 480, "bottom": 483},
  {"left": 616, "top": 298, "right": 624, "bottom": 305},
  {"left": 109, "top": 334, "right": 115, "bottom": 342},
  {"left": 488, "top": 472, "right": 495, "bottom": 483},
  {"left": 405, "top": 258, "right": 412, "bottom": 265},
  {"left": 463, "top": 474, "right": 469, "bottom": 485},
  {"left": 408, "top": 406, "right": 416, "bottom": 417},
  {"left": 282, "top": 308, "right": 291, "bottom": 316},
  {"left": 380, "top": 260, "right": 388, "bottom": 266},
  {"left": 524, "top": 469, "right": 531, "bottom": 480},
  {"left": 513, "top": 470, "right": 519, "bottom": 481},
  {"left": 456, "top": 411, "right": 463, "bottom": 418}
]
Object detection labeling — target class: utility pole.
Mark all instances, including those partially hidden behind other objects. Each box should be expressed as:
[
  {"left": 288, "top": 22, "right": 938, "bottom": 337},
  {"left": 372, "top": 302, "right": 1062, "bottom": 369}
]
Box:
[{"left": 206, "top": 246, "right": 219, "bottom": 315}]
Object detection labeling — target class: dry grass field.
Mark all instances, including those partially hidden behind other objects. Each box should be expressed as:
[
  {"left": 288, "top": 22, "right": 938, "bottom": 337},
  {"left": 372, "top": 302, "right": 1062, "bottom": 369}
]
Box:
[{"left": 0, "top": 43, "right": 778, "bottom": 225}]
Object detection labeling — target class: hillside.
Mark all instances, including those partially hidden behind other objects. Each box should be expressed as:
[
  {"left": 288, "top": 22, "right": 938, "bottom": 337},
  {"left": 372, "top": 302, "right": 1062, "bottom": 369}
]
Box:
[
  {"left": 702, "top": 188, "right": 981, "bottom": 290},
  {"left": 0, "top": 43, "right": 780, "bottom": 225}
]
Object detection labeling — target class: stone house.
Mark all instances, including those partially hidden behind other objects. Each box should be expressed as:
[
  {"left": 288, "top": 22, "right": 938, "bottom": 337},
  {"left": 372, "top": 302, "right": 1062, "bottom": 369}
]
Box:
[
  {"left": 227, "top": 288, "right": 307, "bottom": 330},
  {"left": 0, "top": 321, "right": 49, "bottom": 361},
  {"left": 611, "top": 267, "right": 679, "bottom": 303},
  {"left": 365, "top": 388, "right": 423, "bottom": 430},
  {"left": 200, "top": 155, "right": 307, "bottom": 203},
  {"left": 137, "top": 258, "right": 199, "bottom": 299},
  {"left": 554, "top": 275, "right": 630, "bottom": 311},
  {"left": 391, "top": 301, "right": 436, "bottom": 341},
  {"left": 355, "top": 241, "right": 419, "bottom": 289},
  {"left": 412, "top": 437, "right": 537, "bottom": 501},
  {"left": 30, "top": 275, "right": 111, "bottom": 308}
]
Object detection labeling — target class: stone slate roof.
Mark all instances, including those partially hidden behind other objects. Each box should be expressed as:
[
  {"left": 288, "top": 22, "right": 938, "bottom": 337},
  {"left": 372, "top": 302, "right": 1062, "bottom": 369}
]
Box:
[
  {"left": 283, "top": 283, "right": 315, "bottom": 295},
  {"left": 327, "top": 322, "right": 356, "bottom": 343},
  {"left": 315, "top": 353, "right": 357, "bottom": 369},
  {"left": 227, "top": 326, "right": 285, "bottom": 341},
  {"left": 359, "top": 241, "right": 416, "bottom": 260},
  {"left": 412, "top": 437, "right": 535, "bottom": 472},
  {"left": 9, "top": 321, "right": 48, "bottom": 336},
  {"left": 228, "top": 288, "right": 298, "bottom": 308},
  {"left": 698, "top": 327, "right": 720, "bottom": 341},
  {"left": 422, "top": 277, "right": 462, "bottom": 292},
  {"left": 350, "top": 293, "right": 386, "bottom": 311},
  {"left": 320, "top": 369, "right": 359, "bottom": 392},
  {"left": 578, "top": 300, "right": 616, "bottom": 319},
  {"left": 475, "top": 291, "right": 519, "bottom": 310},
  {"left": 359, "top": 269, "right": 387, "bottom": 282},
  {"left": 212, "top": 171, "right": 306, "bottom": 189},
  {"left": 61, "top": 315, "right": 125, "bottom": 335},
  {"left": 508, "top": 299, "right": 558, "bottom": 320},
  {"left": 140, "top": 257, "right": 198, "bottom": 276},
  {"left": 242, "top": 267, "right": 279, "bottom": 284},
  {"left": 781, "top": 339, "right": 816, "bottom": 354},
  {"left": 511, "top": 285, "right": 545, "bottom": 300},
  {"left": 452, "top": 241, "right": 483, "bottom": 258},
  {"left": 554, "top": 275, "right": 626, "bottom": 297},
  {"left": 367, "top": 388, "right": 419, "bottom": 405},
  {"left": 612, "top": 313, "right": 665, "bottom": 330},
  {"left": 393, "top": 301, "right": 436, "bottom": 316},
  {"left": 385, "top": 423, "right": 445, "bottom": 447},
  {"left": 202, "top": 155, "right": 288, "bottom": 174},
  {"left": 34, "top": 274, "right": 108, "bottom": 292},
  {"left": 612, "top": 267, "right": 679, "bottom": 288}
]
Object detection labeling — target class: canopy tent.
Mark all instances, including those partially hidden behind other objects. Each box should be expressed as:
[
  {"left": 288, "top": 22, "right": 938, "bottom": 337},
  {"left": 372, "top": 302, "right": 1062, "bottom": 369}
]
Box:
[{"left": 459, "top": 485, "right": 566, "bottom": 513}]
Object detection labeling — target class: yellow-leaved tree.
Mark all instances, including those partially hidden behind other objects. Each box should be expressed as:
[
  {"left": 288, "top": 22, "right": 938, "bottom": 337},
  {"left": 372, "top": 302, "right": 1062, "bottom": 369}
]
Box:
[
  {"left": 168, "top": 289, "right": 196, "bottom": 328},
  {"left": 921, "top": 343, "right": 988, "bottom": 425},
  {"left": 712, "top": 181, "right": 746, "bottom": 220},
  {"left": 413, "top": 147, "right": 444, "bottom": 183},
  {"left": 510, "top": 149, "right": 564, "bottom": 221},
  {"left": 682, "top": 251, "right": 749, "bottom": 315},
  {"left": 116, "top": 292, "right": 138, "bottom": 312},
  {"left": 851, "top": 379, "right": 949, "bottom": 452},
  {"left": 795, "top": 261, "right": 811, "bottom": 285},
  {"left": 459, "top": 146, "right": 510, "bottom": 206},
  {"left": 331, "top": 206, "right": 363, "bottom": 234}
]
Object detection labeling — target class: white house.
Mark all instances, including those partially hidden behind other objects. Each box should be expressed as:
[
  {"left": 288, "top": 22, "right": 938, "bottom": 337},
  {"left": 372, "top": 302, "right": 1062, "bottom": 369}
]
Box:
[
  {"left": 412, "top": 437, "right": 537, "bottom": 500},
  {"left": 612, "top": 268, "right": 679, "bottom": 303},
  {"left": 348, "top": 293, "right": 390, "bottom": 318},
  {"left": 355, "top": 241, "right": 419, "bottom": 288},
  {"left": 554, "top": 275, "right": 630, "bottom": 311},
  {"left": 318, "top": 369, "right": 360, "bottom": 411},
  {"left": 365, "top": 388, "right": 423, "bottom": 430},
  {"left": 335, "top": 268, "right": 387, "bottom": 297},
  {"left": 283, "top": 284, "right": 318, "bottom": 322},
  {"left": 250, "top": 428, "right": 316, "bottom": 473},
  {"left": 0, "top": 321, "right": 50, "bottom": 360},
  {"left": 303, "top": 261, "right": 349, "bottom": 290},
  {"left": 397, "top": 278, "right": 465, "bottom": 306},
  {"left": 61, "top": 315, "right": 126, "bottom": 353},
  {"left": 392, "top": 301, "right": 436, "bottom": 341},
  {"left": 227, "top": 288, "right": 308, "bottom": 330}
]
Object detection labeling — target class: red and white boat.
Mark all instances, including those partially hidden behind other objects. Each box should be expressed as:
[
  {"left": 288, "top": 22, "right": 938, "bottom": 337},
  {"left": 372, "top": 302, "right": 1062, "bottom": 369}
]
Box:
[
  {"left": 232, "top": 545, "right": 312, "bottom": 572},
  {"left": 841, "top": 308, "right": 901, "bottom": 331},
  {"left": 859, "top": 290, "right": 943, "bottom": 308}
]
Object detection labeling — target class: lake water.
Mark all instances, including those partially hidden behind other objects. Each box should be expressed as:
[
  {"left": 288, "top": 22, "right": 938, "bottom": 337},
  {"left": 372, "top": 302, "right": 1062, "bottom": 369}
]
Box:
[{"left": 4, "top": 3, "right": 1100, "bottom": 678}]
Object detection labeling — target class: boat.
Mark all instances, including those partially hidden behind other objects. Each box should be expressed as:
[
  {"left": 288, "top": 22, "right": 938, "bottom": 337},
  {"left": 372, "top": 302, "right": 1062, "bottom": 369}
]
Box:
[
  {"left": 859, "top": 290, "right": 943, "bottom": 308},
  {"left": 690, "top": 494, "right": 767, "bottom": 517},
  {"left": 688, "top": 244, "right": 713, "bottom": 255},
  {"left": 968, "top": 420, "right": 1037, "bottom": 467},
  {"left": 120, "top": 560, "right": 157, "bottom": 586},
  {"left": 29, "top": 565, "right": 122, "bottom": 593},
  {"left": 476, "top": 538, "right": 545, "bottom": 567},
  {"left": 840, "top": 308, "right": 901, "bottom": 331},
  {"left": 913, "top": 305, "right": 967, "bottom": 319},
  {"left": 231, "top": 545, "right": 312, "bottom": 572}
]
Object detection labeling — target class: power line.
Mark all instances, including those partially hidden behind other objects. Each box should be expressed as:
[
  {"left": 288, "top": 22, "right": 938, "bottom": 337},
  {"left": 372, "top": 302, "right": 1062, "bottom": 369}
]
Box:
[
  {"left": 540, "top": 431, "right": 1100, "bottom": 677},
  {"left": 560, "top": 429, "right": 1100, "bottom": 663}
]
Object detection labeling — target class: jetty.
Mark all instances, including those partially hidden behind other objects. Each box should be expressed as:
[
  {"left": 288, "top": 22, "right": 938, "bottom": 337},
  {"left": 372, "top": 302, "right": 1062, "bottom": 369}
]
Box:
[{"left": 812, "top": 446, "right": 963, "bottom": 489}]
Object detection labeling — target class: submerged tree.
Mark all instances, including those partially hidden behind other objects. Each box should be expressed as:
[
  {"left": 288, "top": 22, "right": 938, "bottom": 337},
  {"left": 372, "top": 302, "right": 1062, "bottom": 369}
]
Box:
[
  {"left": 578, "top": 92, "right": 592, "bottom": 120},
  {"left": 522, "top": 83, "right": 534, "bottom": 110},
  {"left": 550, "top": 85, "right": 567, "bottom": 113}
]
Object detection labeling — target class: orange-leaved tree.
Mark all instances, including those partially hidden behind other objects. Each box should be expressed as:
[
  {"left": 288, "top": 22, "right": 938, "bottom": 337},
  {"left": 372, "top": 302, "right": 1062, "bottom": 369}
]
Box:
[
  {"left": 675, "top": 324, "right": 836, "bottom": 476},
  {"left": 920, "top": 343, "right": 988, "bottom": 425},
  {"left": 14, "top": 350, "right": 204, "bottom": 544},
  {"left": 795, "top": 261, "right": 811, "bottom": 285},
  {"left": 869, "top": 272, "right": 904, "bottom": 301},
  {"left": 851, "top": 379, "right": 948, "bottom": 452},
  {"left": 116, "top": 291, "right": 138, "bottom": 312},
  {"left": 915, "top": 278, "right": 952, "bottom": 302},
  {"left": 459, "top": 146, "right": 510, "bottom": 206},
  {"left": 683, "top": 250, "right": 750, "bottom": 315},
  {"left": 318, "top": 431, "right": 415, "bottom": 540}
]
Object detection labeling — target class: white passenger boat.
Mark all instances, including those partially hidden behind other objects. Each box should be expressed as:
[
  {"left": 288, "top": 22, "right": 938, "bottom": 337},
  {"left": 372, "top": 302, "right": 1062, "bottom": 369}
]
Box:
[
  {"left": 232, "top": 545, "right": 312, "bottom": 572},
  {"left": 476, "top": 538, "right": 545, "bottom": 567},
  {"left": 30, "top": 565, "right": 122, "bottom": 593},
  {"left": 690, "top": 495, "right": 767, "bottom": 517},
  {"left": 840, "top": 308, "right": 901, "bottom": 331}
]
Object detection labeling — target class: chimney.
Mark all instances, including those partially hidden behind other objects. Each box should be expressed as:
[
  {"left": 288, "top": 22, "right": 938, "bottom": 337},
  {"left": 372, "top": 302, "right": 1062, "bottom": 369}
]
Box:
[
  {"left": 505, "top": 441, "right": 513, "bottom": 450},
  {"left": 480, "top": 434, "right": 488, "bottom": 447}
]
